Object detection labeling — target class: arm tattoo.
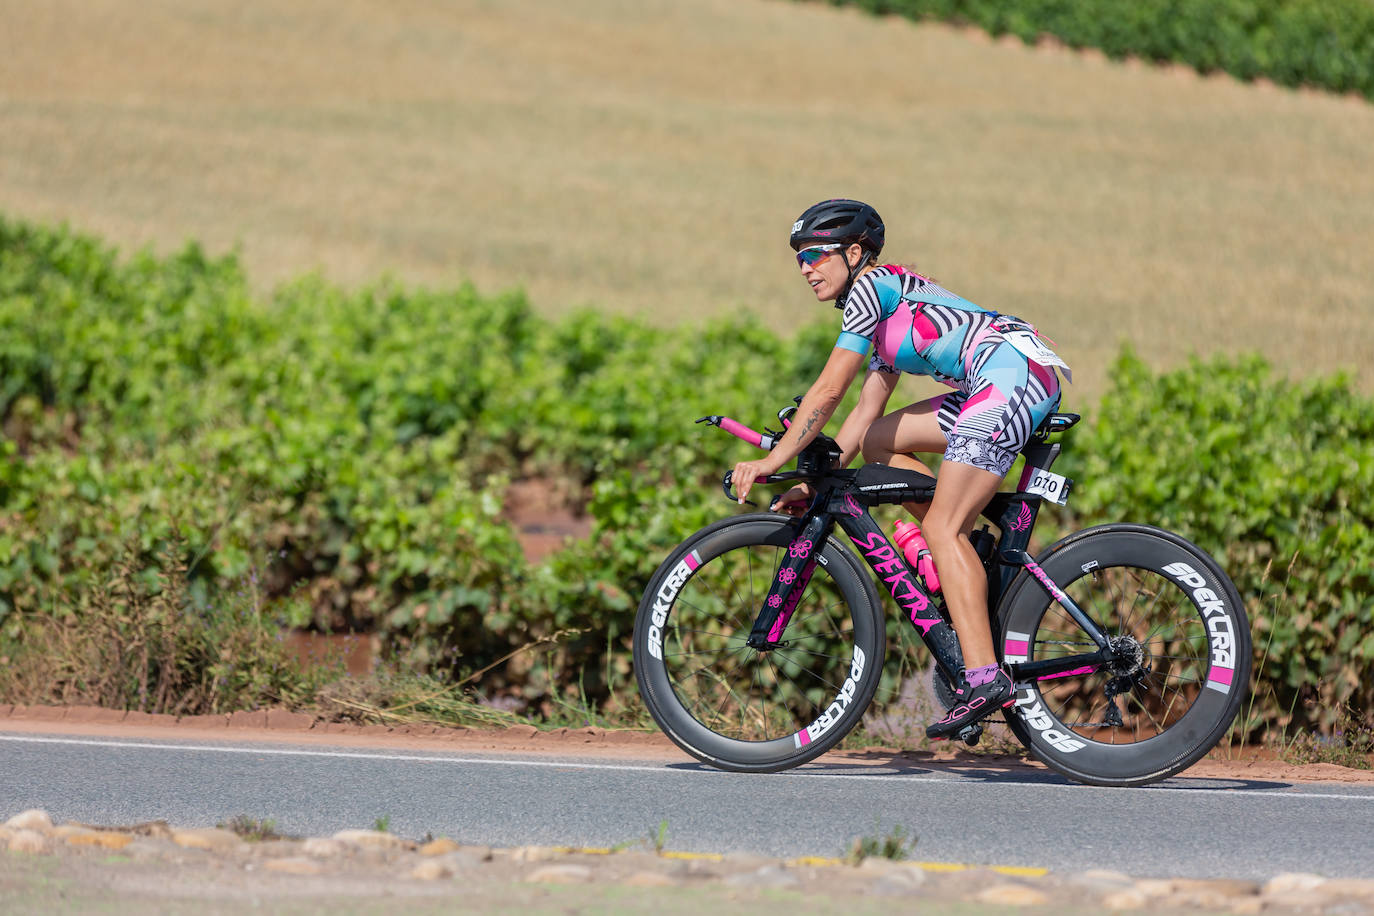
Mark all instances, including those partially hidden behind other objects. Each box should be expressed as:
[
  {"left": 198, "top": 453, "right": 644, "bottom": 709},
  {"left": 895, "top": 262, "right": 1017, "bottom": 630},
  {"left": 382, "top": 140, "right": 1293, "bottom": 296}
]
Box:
[{"left": 796, "top": 408, "right": 824, "bottom": 441}]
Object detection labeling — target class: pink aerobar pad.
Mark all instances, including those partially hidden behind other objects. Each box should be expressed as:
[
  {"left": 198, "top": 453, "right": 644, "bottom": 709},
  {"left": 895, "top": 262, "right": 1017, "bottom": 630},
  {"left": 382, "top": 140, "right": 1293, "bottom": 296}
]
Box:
[{"left": 716, "top": 417, "right": 764, "bottom": 448}]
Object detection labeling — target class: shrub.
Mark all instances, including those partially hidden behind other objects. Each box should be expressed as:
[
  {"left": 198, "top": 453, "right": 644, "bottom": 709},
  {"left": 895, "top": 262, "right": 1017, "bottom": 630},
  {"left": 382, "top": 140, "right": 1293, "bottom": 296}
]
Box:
[
  {"left": 813, "top": 0, "right": 1374, "bottom": 100},
  {"left": 2, "top": 216, "right": 1367, "bottom": 735},
  {"left": 0, "top": 217, "right": 829, "bottom": 715}
]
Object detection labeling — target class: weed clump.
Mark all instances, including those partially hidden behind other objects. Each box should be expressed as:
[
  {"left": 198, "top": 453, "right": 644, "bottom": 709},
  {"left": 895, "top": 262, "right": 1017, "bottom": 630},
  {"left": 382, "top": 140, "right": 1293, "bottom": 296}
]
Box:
[
  {"left": 1281, "top": 705, "right": 1374, "bottom": 770},
  {"left": 843, "top": 821, "right": 916, "bottom": 866},
  {"left": 219, "top": 816, "right": 287, "bottom": 842},
  {"left": 0, "top": 528, "right": 323, "bottom": 716}
]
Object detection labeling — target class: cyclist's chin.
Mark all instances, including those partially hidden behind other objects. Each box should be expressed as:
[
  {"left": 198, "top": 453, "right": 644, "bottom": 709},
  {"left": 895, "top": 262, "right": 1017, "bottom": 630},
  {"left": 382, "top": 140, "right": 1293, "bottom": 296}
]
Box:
[{"left": 810, "top": 283, "right": 837, "bottom": 302}]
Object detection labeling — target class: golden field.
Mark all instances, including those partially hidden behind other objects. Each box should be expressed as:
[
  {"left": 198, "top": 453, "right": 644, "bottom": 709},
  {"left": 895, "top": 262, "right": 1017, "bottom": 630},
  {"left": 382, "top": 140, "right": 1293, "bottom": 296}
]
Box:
[{"left": 2, "top": 0, "right": 1371, "bottom": 402}]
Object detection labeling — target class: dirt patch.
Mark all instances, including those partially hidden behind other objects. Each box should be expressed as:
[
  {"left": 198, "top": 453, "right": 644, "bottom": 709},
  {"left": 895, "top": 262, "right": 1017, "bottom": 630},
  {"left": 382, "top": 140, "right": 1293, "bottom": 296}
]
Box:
[{"left": 504, "top": 479, "right": 593, "bottom": 564}]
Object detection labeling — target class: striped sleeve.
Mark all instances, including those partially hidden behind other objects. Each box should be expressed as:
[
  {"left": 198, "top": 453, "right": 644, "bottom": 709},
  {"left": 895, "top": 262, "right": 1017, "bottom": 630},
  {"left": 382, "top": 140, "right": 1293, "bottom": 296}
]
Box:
[
  {"left": 838, "top": 270, "right": 898, "bottom": 369},
  {"left": 840, "top": 272, "right": 884, "bottom": 341}
]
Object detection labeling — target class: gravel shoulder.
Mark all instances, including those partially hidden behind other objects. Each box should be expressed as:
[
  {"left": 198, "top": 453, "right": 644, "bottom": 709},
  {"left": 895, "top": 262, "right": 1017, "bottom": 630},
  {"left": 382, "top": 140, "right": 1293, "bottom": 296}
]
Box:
[{"left": 4, "top": 806, "right": 1373, "bottom": 916}]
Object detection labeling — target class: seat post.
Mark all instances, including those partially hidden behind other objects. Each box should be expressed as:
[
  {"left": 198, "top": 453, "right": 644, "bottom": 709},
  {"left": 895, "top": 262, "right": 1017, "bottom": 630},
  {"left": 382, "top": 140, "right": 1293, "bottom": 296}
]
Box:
[{"left": 1017, "top": 441, "right": 1062, "bottom": 490}]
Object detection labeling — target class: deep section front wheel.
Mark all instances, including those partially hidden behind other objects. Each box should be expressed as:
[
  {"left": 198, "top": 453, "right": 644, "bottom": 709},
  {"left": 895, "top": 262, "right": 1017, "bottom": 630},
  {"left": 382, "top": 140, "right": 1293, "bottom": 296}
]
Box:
[
  {"left": 634, "top": 514, "right": 885, "bottom": 772},
  {"left": 997, "top": 524, "right": 1251, "bottom": 787}
]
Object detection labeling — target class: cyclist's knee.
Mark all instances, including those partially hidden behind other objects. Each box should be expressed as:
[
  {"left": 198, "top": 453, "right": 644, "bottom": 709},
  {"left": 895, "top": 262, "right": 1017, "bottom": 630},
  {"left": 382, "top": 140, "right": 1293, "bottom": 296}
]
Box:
[
  {"left": 861, "top": 423, "right": 896, "bottom": 463},
  {"left": 861, "top": 436, "right": 891, "bottom": 464},
  {"left": 921, "top": 503, "right": 981, "bottom": 555},
  {"left": 921, "top": 516, "right": 964, "bottom": 553}
]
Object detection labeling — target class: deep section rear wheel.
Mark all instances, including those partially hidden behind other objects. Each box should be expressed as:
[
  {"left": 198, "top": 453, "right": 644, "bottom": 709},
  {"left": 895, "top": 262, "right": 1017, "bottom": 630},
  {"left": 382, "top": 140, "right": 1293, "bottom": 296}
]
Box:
[
  {"left": 997, "top": 524, "right": 1251, "bottom": 787},
  {"left": 634, "top": 514, "right": 885, "bottom": 772}
]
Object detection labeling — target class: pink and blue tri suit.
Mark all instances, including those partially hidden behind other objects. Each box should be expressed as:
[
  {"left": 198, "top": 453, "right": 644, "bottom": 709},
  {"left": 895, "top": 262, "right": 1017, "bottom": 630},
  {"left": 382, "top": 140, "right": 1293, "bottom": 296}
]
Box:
[{"left": 836, "top": 266, "right": 1066, "bottom": 478}]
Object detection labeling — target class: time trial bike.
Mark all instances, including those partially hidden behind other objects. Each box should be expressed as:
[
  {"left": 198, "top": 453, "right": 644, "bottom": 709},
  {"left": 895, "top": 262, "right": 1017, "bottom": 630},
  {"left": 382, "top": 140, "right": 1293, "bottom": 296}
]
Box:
[{"left": 632, "top": 402, "right": 1251, "bottom": 787}]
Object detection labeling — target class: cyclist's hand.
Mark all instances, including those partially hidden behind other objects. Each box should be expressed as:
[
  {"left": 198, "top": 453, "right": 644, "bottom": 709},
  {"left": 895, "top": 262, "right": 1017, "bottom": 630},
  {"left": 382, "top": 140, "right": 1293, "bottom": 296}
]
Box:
[
  {"left": 769, "top": 484, "right": 813, "bottom": 516},
  {"left": 731, "top": 457, "right": 780, "bottom": 505}
]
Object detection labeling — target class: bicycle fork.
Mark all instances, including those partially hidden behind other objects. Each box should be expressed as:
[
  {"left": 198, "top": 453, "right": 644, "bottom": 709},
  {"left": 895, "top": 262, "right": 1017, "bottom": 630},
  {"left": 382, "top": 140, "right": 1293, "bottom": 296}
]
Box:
[
  {"left": 745, "top": 506, "right": 972, "bottom": 686},
  {"left": 745, "top": 513, "right": 829, "bottom": 649}
]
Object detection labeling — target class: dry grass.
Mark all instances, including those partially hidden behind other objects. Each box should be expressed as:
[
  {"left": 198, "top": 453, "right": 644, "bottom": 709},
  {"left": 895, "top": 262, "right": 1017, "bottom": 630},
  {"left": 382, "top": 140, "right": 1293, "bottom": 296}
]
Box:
[{"left": 2, "top": 0, "right": 1371, "bottom": 403}]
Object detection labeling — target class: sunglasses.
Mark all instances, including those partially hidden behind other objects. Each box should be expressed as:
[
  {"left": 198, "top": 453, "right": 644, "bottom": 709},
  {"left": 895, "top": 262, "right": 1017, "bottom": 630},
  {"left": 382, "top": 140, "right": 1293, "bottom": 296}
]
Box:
[{"left": 795, "top": 243, "right": 844, "bottom": 268}]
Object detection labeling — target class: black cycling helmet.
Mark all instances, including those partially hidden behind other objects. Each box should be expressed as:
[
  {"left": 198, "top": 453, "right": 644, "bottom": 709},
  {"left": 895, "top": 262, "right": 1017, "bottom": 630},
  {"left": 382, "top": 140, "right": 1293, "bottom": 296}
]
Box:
[
  {"left": 790, "top": 199, "right": 885, "bottom": 309},
  {"left": 789, "top": 199, "right": 885, "bottom": 255}
]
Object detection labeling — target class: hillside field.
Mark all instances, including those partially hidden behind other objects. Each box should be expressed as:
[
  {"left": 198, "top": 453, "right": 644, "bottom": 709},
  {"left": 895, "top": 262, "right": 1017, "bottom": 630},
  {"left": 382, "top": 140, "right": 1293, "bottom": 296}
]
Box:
[{"left": 1, "top": 0, "right": 1371, "bottom": 404}]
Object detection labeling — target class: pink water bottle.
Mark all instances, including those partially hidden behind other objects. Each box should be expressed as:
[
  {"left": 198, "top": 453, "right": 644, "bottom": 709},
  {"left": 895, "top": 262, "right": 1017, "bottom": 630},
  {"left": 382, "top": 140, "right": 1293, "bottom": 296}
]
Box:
[{"left": 894, "top": 520, "right": 941, "bottom": 594}]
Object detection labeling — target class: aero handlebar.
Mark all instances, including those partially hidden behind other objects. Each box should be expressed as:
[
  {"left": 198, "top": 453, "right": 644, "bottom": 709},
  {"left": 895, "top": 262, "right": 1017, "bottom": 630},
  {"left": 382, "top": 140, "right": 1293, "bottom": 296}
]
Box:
[
  {"left": 696, "top": 414, "right": 781, "bottom": 450},
  {"left": 697, "top": 413, "right": 809, "bottom": 504}
]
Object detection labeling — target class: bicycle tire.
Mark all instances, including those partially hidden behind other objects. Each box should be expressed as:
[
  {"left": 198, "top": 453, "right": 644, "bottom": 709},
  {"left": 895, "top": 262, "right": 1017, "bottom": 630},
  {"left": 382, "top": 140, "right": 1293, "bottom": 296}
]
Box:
[
  {"left": 633, "top": 514, "right": 886, "bottom": 772},
  {"left": 996, "top": 523, "right": 1251, "bottom": 787}
]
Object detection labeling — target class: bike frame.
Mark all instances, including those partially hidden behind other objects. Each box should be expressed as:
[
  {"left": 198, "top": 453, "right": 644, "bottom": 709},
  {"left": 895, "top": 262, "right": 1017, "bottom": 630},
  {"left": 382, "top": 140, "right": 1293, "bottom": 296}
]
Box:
[{"left": 706, "top": 414, "right": 1121, "bottom": 686}]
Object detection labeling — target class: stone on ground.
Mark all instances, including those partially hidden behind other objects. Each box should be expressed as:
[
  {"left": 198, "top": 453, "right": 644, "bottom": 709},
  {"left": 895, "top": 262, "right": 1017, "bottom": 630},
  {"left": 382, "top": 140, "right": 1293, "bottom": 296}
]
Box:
[
  {"left": 974, "top": 883, "right": 1049, "bottom": 906},
  {"left": 172, "top": 828, "right": 243, "bottom": 853},
  {"left": 331, "top": 829, "right": 413, "bottom": 852},
  {"left": 525, "top": 863, "right": 594, "bottom": 884},
  {"left": 4, "top": 810, "right": 53, "bottom": 832}
]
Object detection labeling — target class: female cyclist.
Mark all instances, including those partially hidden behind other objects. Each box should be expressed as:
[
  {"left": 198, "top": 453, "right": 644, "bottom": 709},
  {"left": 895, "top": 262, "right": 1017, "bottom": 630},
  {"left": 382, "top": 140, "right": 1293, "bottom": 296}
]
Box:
[{"left": 730, "top": 198, "right": 1070, "bottom": 740}]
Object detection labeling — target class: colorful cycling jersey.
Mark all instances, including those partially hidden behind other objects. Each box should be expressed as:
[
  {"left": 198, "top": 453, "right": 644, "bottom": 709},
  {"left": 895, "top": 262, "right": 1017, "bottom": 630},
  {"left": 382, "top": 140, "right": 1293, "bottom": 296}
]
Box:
[
  {"left": 835, "top": 265, "right": 1066, "bottom": 386},
  {"left": 835, "top": 265, "right": 1069, "bottom": 477}
]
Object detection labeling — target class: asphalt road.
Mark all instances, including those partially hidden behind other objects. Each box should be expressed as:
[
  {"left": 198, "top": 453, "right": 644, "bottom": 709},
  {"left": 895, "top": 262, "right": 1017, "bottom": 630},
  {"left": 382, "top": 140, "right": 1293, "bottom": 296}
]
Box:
[{"left": 3, "top": 731, "right": 1371, "bottom": 881}]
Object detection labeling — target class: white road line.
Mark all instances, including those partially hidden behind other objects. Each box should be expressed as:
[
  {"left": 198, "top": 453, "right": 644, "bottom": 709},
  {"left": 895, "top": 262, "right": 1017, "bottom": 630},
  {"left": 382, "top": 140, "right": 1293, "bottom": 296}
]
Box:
[{"left": 3, "top": 733, "right": 1372, "bottom": 802}]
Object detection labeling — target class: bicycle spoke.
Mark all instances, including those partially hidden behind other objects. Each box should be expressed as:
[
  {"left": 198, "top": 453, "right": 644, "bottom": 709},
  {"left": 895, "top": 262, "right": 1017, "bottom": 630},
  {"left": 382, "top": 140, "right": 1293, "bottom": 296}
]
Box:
[
  {"left": 677, "top": 651, "right": 754, "bottom": 728},
  {"left": 669, "top": 647, "right": 750, "bottom": 685},
  {"left": 769, "top": 647, "right": 844, "bottom": 695},
  {"left": 1119, "top": 571, "right": 1160, "bottom": 637},
  {"left": 662, "top": 625, "right": 747, "bottom": 644},
  {"left": 709, "top": 659, "right": 764, "bottom": 732},
  {"left": 1125, "top": 687, "right": 1170, "bottom": 736},
  {"left": 673, "top": 594, "right": 750, "bottom": 639}
]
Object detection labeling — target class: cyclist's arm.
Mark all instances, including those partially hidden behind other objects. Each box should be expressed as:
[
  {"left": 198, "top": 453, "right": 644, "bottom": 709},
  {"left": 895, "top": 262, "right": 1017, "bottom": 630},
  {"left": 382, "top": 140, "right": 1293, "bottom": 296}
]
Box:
[
  {"left": 772, "top": 345, "right": 867, "bottom": 464},
  {"left": 731, "top": 346, "right": 865, "bottom": 502},
  {"left": 833, "top": 368, "right": 900, "bottom": 467}
]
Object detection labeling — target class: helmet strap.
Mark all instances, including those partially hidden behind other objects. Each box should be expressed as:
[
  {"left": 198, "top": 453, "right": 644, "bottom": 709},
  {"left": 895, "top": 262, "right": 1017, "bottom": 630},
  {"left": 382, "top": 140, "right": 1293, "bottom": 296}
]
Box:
[{"left": 833, "top": 247, "right": 875, "bottom": 310}]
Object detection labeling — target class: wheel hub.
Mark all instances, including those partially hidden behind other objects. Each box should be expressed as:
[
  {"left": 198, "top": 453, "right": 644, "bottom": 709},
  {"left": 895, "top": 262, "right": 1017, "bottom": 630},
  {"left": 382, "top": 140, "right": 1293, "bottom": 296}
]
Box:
[{"left": 1107, "top": 634, "right": 1146, "bottom": 678}]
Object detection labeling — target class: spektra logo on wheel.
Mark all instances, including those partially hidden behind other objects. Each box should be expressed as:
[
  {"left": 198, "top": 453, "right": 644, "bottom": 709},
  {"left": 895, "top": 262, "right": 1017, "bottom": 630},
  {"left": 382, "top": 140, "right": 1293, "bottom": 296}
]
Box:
[
  {"left": 1003, "top": 630, "right": 1086, "bottom": 753},
  {"left": 645, "top": 552, "right": 701, "bottom": 660},
  {"left": 1163, "top": 561, "right": 1237, "bottom": 694},
  {"left": 1013, "top": 689, "right": 1088, "bottom": 753},
  {"left": 793, "top": 647, "right": 866, "bottom": 748}
]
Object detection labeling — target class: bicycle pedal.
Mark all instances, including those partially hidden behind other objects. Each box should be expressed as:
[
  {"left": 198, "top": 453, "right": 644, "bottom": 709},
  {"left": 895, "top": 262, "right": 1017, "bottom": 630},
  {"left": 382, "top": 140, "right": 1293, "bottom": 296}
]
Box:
[{"left": 956, "top": 724, "right": 983, "bottom": 746}]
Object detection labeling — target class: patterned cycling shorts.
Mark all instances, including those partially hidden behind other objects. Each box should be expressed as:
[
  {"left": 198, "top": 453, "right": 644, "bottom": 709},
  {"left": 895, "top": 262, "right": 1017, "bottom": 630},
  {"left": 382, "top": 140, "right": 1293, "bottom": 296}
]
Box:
[{"left": 931, "top": 338, "right": 1062, "bottom": 478}]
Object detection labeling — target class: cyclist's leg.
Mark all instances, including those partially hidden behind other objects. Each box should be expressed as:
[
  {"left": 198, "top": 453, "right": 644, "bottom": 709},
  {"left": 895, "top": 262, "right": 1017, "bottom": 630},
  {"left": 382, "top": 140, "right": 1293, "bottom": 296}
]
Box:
[
  {"left": 864, "top": 391, "right": 1004, "bottom": 665},
  {"left": 921, "top": 459, "right": 1013, "bottom": 739},
  {"left": 861, "top": 393, "right": 952, "bottom": 520},
  {"left": 931, "top": 342, "right": 1063, "bottom": 669},
  {"left": 923, "top": 461, "right": 1004, "bottom": 667}
]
